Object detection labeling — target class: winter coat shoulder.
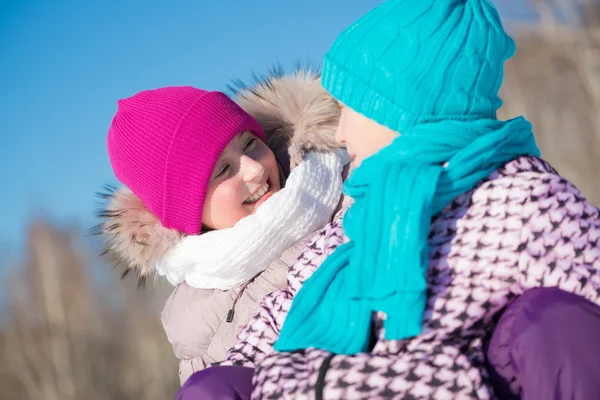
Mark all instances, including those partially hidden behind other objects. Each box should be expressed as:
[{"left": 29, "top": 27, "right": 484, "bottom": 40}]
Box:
[{"left": 221, "top": 156, "right": 600, "bottom": 399}]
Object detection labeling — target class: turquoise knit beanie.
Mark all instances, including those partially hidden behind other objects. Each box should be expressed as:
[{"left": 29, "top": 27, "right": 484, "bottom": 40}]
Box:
[{"left": 322, "top": 0, "right": 515, "bottom": 132}]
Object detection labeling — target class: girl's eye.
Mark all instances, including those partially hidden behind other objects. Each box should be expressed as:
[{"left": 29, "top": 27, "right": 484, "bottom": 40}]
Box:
[
  {"left": 214, "top": 164, "right": 230, "bottom": 179},
  {"left": 244, "top": 138, "right": 257, "bottom": 152}
]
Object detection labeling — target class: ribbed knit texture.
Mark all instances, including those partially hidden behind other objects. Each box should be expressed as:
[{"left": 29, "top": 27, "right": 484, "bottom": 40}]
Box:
[
  {"left": 322, "top": 0, "right": 512, "bottom": 133},
  {"left": 276, "top": 0, "right": 541, "bottom": 354},
  {"left": 107, "top": 87, "right": 264, "bottom": 235},
  {"left": 156, "top": 151, "right": 347, "bottom": 290}
]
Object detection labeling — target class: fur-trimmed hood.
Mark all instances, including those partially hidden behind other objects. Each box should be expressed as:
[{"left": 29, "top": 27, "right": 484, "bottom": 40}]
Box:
[{"left": 96, "top": 68, "right": 342, "bottom": 285}]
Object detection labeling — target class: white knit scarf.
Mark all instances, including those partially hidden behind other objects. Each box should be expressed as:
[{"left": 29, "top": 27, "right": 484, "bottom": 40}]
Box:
[{"left": 155, "top": 151, "right": 347, "bottom": 290}]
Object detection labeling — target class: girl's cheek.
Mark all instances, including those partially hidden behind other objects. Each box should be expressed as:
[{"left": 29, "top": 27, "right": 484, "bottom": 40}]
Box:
[
  {"left": 254, "top": 143, "right": 270, "bottom": 161},
  {"left": 216, "top": 181, "right": 241, "bottom": 208},
  {"left": 204, "top": 184, "right": 242, "bottom": 229},
  {"left": 335, "top": 114, "right": 345, "bottom": 144},
  {"left": 258, "top": 144, "right": 277, "bottom": 169}
]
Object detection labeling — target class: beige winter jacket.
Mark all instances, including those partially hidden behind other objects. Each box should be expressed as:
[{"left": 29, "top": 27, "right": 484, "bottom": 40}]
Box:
[
  {"left": 162, "top": 240, "right": 305, "bottom": 383},
  {"left": 99, "top": 69, "right": 347, "bottom": 385}
]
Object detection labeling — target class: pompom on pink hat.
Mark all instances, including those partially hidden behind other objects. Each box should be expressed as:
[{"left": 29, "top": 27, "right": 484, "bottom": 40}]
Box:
[{"left": 107, "top": 86, "right": 265, "bottom": 235}]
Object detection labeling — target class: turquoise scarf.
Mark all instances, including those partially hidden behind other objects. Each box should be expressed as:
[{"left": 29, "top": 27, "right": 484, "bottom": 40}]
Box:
[{"left": 275, "top": 116, "right": 540, "bottom": 355}]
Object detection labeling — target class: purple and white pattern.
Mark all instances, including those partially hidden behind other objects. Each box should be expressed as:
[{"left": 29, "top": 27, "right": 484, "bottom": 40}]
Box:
[{"left": 220, "top": 157, "right": 600, "bottom": 399}]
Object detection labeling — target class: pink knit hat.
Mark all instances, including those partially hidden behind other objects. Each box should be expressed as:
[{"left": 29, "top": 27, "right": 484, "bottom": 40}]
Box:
[{"left": 107, "top": 86, "right": 265, "bottom": 235}]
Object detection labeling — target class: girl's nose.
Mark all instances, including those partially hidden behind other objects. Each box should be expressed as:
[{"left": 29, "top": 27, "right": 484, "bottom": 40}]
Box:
[{"left": 240, "top": 155, "right": 265, "bottom": 183}]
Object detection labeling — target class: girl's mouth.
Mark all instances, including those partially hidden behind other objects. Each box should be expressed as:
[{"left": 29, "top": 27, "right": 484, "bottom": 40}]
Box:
[{"left": 243, "top": 179, "right": 271, "bottom": 204}]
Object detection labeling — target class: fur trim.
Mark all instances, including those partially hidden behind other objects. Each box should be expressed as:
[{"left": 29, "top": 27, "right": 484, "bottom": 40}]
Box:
[
  {"left": 230, "top": 67, "right": 342, "bottom": 169},
  {"left": 96, "top": 68, "right": 342, "bottom": 285},
  {"left": 94, "top": 185, "right": 185, "bottom": 286}
]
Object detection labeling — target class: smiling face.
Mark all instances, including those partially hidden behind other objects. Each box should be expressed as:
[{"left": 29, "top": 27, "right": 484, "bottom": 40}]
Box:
[
  {"left": 201, "top": 131, "right": 281, "bottom": 230},
  {"left": 335, "top": 105, "right": 399, "bottom": 167}
]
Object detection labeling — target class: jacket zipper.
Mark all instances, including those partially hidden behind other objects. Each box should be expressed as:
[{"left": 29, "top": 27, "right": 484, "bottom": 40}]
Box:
[
  {"left": 315, "top": 353, "right": 335, "bottom": 400},
  {"left": 226, "top": 273, "right": 259, "bottom": 323}
]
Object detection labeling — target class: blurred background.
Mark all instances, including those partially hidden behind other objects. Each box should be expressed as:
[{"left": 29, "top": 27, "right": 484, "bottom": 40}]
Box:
[{"left": 1, "top": 0, "right": 599, "bottom": 398}]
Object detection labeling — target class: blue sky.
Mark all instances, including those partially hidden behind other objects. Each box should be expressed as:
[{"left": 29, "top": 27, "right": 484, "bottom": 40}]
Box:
[{"left": 0, "top": 0, "right": 534, "bottom": 264}]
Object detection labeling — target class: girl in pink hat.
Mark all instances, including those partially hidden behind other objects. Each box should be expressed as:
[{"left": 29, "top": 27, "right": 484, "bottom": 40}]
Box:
[{"left": 98, "top": 69, "right": 351, "bottom": 384}]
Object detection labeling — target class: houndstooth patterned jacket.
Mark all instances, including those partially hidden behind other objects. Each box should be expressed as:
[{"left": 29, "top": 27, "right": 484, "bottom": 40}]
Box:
[{"left": 219, "top": 157, "right": 600, "bottom": 400}]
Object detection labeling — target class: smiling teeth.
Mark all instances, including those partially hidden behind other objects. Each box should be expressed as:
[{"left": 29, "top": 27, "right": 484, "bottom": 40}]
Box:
[{"left": 245, "top": 182, "right": 269, "bottom": 204}]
